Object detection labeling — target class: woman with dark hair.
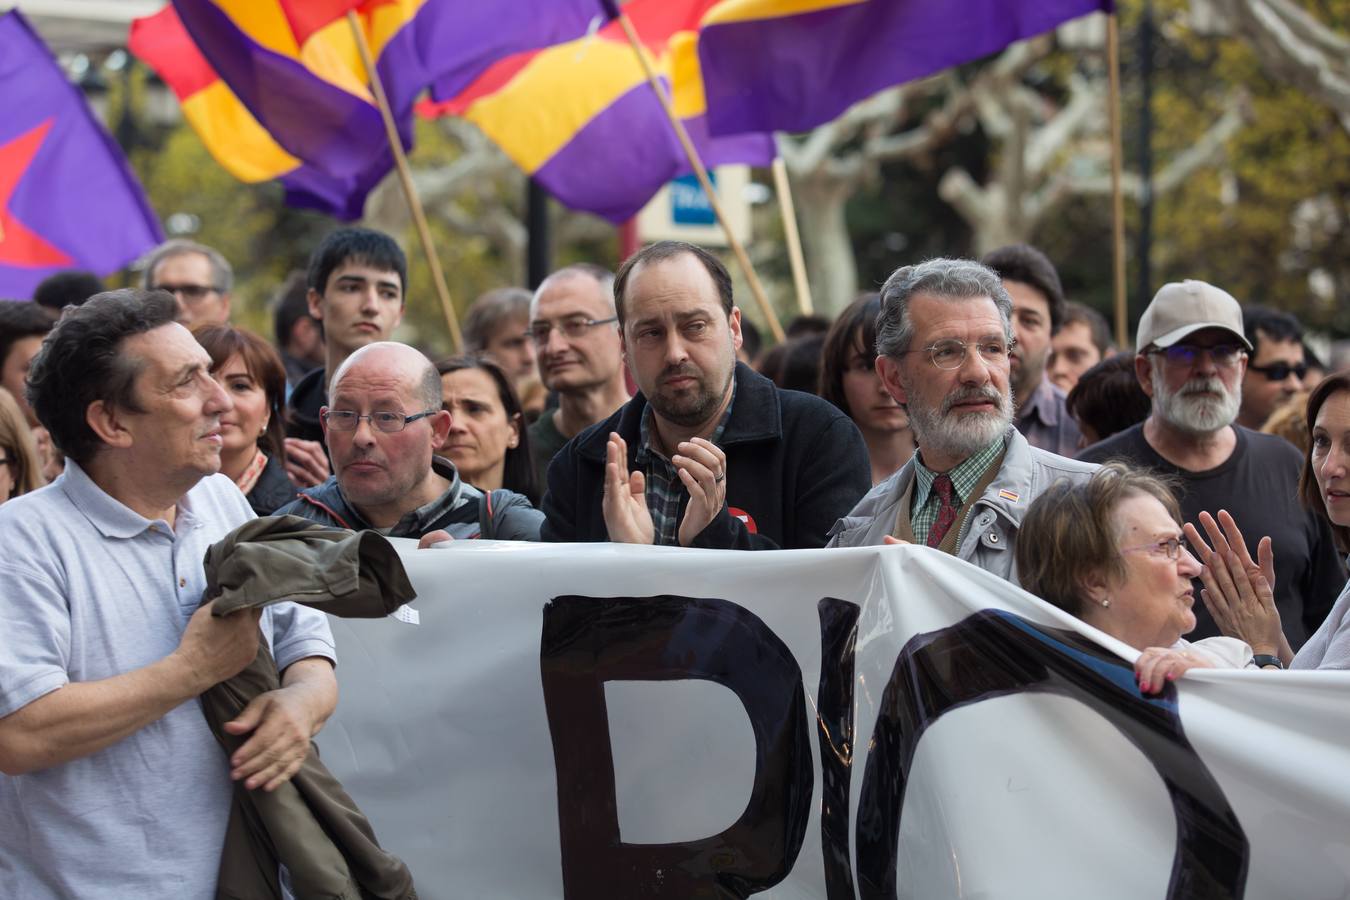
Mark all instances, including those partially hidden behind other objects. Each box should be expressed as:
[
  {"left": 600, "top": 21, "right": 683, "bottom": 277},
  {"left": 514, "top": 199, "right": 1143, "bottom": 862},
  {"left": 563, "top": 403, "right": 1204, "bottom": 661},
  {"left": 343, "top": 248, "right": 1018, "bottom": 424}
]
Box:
[
  {"left": 818, "top": 294, "right": 913, "bottom": 484},
  {"left": 436, "top": 355, "right": 539, "bottom": 505},
  {"left": 192, "top": 324, "right": 297, "bottom": 514},
  {"left": 1190, "top": 371, "right": 1350, "bottom": 669}
]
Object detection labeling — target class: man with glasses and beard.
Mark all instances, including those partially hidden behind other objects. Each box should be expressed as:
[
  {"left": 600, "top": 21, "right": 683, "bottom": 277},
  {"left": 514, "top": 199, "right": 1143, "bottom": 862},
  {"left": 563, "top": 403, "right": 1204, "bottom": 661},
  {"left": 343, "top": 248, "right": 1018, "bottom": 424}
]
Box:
[
  {"left": 828, "top": 259, "right": 1095, "bottom": 585},
  {"left": 1079, "top": 280, "right": 1344, "bottom": 647}
]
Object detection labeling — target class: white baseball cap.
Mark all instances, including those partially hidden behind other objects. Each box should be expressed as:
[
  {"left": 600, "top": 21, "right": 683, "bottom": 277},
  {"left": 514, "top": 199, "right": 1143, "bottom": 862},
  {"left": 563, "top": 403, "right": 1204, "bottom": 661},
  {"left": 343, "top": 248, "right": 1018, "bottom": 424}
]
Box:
[{"left": 1135, "top": 280, "right": 1252, "bottom": 352}]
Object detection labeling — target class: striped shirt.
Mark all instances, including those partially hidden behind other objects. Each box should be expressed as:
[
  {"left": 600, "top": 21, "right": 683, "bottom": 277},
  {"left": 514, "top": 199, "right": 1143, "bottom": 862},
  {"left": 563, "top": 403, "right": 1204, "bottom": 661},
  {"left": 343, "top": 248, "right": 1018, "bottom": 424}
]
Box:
[
  {"left": 635, "top": 383, "right": 735, "bottom": 546},
  {"left": 910, "top": 436, "right": 1006, "bottom": 545}
]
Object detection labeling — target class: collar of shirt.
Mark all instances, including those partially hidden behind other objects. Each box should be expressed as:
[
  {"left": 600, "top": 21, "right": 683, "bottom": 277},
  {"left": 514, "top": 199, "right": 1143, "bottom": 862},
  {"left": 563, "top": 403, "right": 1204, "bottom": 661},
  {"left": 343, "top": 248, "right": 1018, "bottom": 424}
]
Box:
[
  {"left": 636, "top": 380, "right": 736, "bottom": 546},
  {"left": 635, "top": 378, "right": 737, "bottom": 467},
  {"left": 912, "top": 435, "right": 1007, "bottom": 511},
  {"left": 1015, "top": 377, "right": 1063, "bottom": 429},
  {"left": 59, "top": 459, "right": 202, "bottom": 540},
  {"left": 338, "top": 456, "right": 467, "bottom": 537}
]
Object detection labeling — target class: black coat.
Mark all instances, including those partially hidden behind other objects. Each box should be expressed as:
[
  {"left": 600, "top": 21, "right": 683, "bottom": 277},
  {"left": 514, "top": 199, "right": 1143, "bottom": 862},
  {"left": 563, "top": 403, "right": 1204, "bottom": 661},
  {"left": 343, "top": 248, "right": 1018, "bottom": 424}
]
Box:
[
  {"left": 285, "top": 366, "right": 327, "bottom": 447},
  {"left": 245, "top": 452, "right": 298, "bottom": 516},
  {"left": 541, "top": 363, "right": 870, "bottom": 550}
]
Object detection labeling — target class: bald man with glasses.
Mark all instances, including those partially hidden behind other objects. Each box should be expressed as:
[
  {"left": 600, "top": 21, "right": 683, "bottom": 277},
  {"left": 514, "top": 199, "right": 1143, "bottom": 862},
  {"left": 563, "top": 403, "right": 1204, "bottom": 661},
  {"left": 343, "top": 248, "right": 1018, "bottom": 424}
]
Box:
[
  {"left": 275, "top": 342, "right": 542, "bottom": 541},
  {"left": 1079, "top": 280, "right": 1345, "bottom": 648}
]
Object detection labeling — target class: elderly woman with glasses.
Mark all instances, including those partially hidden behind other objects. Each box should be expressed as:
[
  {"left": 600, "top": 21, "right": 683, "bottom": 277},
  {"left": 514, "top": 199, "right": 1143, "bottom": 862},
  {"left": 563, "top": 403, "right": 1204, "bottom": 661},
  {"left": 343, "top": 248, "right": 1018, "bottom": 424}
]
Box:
[{"left": 1017, "top": 462, "right": 1254, "bottom": 692}]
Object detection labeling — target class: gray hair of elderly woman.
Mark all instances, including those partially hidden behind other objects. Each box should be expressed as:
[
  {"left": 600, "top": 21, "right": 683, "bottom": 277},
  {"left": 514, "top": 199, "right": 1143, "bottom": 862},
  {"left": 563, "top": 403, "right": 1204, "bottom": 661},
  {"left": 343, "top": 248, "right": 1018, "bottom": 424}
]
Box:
[
  {"left": 1015, "top": 462, "right": 1182, "bottom": 617},
  {"left": 874, "top": 258, "right": 1013, "bottom": 359}
]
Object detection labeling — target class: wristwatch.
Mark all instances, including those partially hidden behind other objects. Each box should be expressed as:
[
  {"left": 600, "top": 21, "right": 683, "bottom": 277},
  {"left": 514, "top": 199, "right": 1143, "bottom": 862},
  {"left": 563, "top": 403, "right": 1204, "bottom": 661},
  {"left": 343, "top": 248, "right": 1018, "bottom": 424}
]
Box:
[{"left": 1252, "top": 653, "right": 1284, "bottom": 670}]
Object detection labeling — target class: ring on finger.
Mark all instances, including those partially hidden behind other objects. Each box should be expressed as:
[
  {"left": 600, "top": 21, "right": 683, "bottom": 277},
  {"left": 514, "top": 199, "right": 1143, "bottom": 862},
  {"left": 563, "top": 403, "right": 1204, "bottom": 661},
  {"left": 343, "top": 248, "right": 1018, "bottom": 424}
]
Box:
[{"left": 714, "top": 470, "right": 725, "bottom": 483}]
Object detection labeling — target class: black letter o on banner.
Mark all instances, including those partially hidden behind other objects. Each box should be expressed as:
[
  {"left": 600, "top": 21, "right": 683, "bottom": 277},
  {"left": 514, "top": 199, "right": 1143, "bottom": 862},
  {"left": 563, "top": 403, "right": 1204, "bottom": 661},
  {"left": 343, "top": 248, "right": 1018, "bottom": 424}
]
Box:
[{"left": 855, "top": 609, "right": 1249, "bottom": 900}]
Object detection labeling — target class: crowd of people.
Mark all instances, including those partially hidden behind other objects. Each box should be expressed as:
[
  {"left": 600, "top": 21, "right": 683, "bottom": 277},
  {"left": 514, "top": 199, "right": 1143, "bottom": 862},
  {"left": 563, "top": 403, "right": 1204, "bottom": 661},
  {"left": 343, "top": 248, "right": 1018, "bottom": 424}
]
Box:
[{"left": 2, "top": 226, "right": 1349, "bottom": 896}]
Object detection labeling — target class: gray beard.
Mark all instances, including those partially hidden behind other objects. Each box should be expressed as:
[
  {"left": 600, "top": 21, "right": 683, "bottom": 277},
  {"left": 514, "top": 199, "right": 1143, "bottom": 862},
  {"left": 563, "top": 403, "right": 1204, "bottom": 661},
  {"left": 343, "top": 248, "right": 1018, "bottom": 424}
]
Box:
[
  {"left": 905, "top": 381, "right": 1015, "bottom": 462},
  {"left": 1151, "top": 369, "right": 1239, "bottom": 435}
]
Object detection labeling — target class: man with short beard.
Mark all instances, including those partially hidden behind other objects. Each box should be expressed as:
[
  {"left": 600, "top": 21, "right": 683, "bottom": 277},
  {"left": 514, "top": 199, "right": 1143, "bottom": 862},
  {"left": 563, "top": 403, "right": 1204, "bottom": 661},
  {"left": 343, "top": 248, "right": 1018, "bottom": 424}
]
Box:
[
  {"left": 1079, "top": 280, "right": 1343, "bottom": 647},
  {"left": 828, "top": 258, "right": 1095, "bottom": 586},
  {"left": 541, "top": 241, "right": 868, "bottom": 549}
]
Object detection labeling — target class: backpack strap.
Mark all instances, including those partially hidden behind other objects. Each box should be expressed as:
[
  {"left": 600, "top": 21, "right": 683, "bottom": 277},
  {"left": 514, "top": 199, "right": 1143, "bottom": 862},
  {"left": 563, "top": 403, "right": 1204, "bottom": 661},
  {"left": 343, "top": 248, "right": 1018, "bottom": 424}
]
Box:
[
  {"left": 297, "top": 493, "right": 351, "bottom": 530},
  {"left": 477, "top": 489, "right": 514, "bottom": 540}
]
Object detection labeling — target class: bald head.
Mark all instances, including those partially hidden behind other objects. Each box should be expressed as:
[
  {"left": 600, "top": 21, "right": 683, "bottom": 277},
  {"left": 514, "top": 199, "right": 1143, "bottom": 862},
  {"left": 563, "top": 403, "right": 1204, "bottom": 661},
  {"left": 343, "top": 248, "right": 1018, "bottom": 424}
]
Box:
[{"left": 329, "top": 341, "right": 441, "bottom": 410}]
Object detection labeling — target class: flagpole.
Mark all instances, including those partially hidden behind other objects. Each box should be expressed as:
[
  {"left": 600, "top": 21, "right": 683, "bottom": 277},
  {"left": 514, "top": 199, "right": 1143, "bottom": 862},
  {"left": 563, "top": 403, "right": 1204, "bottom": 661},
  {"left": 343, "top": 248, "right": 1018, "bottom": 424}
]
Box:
[
  {"left": 606, "top": 6, "right": 786, "bottom": 343},
  {"left": 347, "top": 11, "right": 463, "bottom": 352},
  {"left": 771, "top": 156, "right": 813, "bottom": 316},
  {"left": 1106, "top": 11, "right": 1128, "bottom": 348}
]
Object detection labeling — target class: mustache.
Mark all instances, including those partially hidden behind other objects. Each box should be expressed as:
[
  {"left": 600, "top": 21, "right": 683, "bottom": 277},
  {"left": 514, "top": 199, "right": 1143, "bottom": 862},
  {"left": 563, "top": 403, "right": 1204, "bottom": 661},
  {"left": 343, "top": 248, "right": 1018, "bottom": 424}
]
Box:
[
  {"left": 660, "top": 364, "right": 700, "bottom": 381},
  {"left": 941, "top": 385, "right": 1005, "bottom": 415},
  {"left": 1177, "top": 376, "right": 1229, "bottom": 397}
]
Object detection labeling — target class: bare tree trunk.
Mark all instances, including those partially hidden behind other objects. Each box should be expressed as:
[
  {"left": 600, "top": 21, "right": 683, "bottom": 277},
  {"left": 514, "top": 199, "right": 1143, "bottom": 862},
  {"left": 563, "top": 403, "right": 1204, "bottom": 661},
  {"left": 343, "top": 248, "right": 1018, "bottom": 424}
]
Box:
[{"left": 794, "top": 174, "right": 859, "bottom": 317}]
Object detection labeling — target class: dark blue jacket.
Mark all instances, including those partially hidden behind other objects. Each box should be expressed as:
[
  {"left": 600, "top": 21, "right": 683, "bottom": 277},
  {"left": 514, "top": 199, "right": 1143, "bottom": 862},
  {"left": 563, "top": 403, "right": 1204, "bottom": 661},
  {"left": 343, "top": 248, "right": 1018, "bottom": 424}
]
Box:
[{"left": 541, "top": 363, "right": 869, "bottom": 549}]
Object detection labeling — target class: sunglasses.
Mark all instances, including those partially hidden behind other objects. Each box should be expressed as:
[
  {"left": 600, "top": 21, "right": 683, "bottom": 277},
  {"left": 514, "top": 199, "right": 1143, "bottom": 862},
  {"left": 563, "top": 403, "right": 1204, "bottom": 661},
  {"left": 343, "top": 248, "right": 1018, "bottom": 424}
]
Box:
[{"left": 1247, "top": 361, "right": 1307, "bottom": 382}]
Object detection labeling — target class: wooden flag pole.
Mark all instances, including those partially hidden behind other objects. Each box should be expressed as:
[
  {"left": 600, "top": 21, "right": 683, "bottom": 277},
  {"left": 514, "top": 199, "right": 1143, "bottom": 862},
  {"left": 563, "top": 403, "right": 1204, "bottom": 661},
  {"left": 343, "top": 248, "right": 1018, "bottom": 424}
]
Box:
[
  {"left": 347, "top": 11, "right": 463, "bottom": 352},
  {"left": 771, "top": 157, "right": 814, "bottom": 316},
  {"left": 609, "top": 10, "right": 786, "bottom": 343},
  {"left": 1106, "top": 12, "right": 1128, "bottom": 349}
]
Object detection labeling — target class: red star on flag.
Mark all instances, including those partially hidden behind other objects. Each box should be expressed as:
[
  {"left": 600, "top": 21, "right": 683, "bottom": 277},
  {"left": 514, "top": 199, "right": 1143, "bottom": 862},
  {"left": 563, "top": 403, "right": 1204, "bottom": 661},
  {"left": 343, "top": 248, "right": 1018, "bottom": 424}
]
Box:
[{"left": 0, "top": 119, "right": 74, "bottom": 268}]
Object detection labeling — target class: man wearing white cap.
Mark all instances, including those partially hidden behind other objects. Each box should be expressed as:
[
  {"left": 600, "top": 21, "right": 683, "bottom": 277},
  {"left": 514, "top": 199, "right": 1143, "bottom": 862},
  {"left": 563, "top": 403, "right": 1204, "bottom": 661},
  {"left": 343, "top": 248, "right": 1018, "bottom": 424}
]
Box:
[{"left": 1080, "top": 280, "right": 1344, "bottom": 648}]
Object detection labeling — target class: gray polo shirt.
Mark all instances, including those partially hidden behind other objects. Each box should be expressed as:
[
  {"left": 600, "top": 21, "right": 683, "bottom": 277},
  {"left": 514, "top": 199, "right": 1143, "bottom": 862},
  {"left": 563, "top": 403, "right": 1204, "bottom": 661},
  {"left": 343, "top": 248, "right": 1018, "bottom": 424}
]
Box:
[{"left": 0, "top": 461, "right": 336, "bottom": 899}]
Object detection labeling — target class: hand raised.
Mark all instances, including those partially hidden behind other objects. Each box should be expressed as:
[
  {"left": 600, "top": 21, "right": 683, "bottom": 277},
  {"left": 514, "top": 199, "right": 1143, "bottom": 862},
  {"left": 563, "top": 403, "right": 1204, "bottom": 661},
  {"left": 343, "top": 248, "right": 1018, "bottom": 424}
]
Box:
[
  {"left": 602, "top": 432, "right": 654, "bottom": 544},
  {"left": 675, "top": 438, "right": 728, "bottom": 547},
  {"left": 283, "top": 437, "right": 330, "bottom": 488},
  {"left": 1185, "top": 510, "right": 1274, "bottom": 594}
]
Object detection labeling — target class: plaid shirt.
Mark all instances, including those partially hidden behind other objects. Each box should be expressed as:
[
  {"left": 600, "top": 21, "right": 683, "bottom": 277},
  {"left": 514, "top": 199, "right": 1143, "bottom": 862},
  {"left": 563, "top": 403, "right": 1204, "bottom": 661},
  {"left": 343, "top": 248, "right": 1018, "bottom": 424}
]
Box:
[
  {"left": 909, "top": 436, "right": 1005, "bottom": 546},
  {"left": 635, "top": 383, "right": 735, "bottom": 546}
]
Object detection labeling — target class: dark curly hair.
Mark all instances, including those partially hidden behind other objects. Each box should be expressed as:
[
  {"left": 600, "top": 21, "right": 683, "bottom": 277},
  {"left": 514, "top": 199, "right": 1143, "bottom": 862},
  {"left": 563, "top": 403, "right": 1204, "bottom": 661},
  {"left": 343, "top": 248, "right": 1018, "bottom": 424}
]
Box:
[{"left": 27, "top": 289, "right": 179, "bottom": 464}]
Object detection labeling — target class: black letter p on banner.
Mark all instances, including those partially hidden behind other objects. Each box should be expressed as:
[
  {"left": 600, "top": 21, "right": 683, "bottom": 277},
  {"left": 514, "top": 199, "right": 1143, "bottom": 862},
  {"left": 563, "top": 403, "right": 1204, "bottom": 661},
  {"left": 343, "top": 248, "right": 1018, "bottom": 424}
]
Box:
[{"left": 540, "top": 595, "right": 813, "bottom": 899}]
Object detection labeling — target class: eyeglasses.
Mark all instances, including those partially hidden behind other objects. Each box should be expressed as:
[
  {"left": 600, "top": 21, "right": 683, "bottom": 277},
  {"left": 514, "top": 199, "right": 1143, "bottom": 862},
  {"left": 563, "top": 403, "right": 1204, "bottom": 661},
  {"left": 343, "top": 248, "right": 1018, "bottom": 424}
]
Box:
[
  {"left": 1120, "top": 536, "right": 1188, "bottom": 561},
  {"left": 1247, "top": 361, "right": 1307, "bottom": 382},
  {"left": 1150, "top": 343, "right": 1245, "bottom": 368},
  {"left": 321, "top": 409, "right": 437, "bottom": 433},
  {"left": 900, "top": 338, "right": 1014, "bottom": 370},
  {"left": 155, "top": 284, "right": 221, "bottom": 302},
  {"left": 526, "top": 316, "right": 618, "bottom": 345}
]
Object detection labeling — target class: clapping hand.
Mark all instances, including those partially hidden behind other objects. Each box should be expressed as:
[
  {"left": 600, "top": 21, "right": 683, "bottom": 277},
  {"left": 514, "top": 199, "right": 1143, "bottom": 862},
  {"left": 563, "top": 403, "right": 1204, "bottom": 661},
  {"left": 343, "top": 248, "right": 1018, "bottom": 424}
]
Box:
[
  {"left": 602, "top": 433, "right": 655, "bottom": 544},
  {"left": 674, "top": 438, "right": 728, "bottom": 547},
  {"left": 1183, "top": 510, "right": 1292, "bottom": 664}
]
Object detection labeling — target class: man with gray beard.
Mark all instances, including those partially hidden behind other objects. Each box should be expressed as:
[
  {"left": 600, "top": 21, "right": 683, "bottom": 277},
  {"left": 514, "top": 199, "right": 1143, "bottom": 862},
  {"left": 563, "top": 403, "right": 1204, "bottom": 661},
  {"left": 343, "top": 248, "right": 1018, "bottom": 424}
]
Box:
[
  {"left": 828, "top": 258, "right": 1095, "bottom": 586},
  {"left": 1079, "top": 280, "right": 1343, "bottom": 647}
]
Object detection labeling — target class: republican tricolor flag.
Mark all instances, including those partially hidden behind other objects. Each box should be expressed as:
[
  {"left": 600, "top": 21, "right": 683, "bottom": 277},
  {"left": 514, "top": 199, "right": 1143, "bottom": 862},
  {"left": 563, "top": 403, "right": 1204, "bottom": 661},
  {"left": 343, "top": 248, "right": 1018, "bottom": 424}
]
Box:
[{"left": 0, "top": 11, "right": 162, "bottom": 298}]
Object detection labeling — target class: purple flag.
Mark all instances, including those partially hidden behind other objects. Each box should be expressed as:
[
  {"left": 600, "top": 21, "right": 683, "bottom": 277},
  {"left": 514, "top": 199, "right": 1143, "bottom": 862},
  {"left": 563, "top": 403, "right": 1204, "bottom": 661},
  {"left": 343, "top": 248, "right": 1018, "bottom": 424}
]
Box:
[
  {"left": 698, "top": 0, "right": 1114, "bottom": 136},
  {"left": 0, "top": 11, "right": 163, "bottom": 298}
]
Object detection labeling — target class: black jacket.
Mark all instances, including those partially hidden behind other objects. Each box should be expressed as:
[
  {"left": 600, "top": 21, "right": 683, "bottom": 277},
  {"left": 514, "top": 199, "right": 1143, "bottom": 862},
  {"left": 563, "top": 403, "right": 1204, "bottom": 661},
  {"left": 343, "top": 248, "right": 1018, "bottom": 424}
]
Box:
[
  {"left": 275, "top": 456, "right": 543, "bottom": 541},
  {"left": 245, "top": 452, "right": 298, "bottom": 516},
  {"left": 541, "top": 362, "right": 870, "bottom": 549},
  {"left": 286, "top": 365, "right": 327, "bottom": 446}
]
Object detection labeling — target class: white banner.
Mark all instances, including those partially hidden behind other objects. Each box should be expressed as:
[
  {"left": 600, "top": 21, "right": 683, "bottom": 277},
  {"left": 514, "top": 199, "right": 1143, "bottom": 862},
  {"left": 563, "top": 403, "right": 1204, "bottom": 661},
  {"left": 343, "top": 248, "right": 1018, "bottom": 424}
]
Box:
[{"left": 316, "top": 541, "right": 1350, "bottom": 899}]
